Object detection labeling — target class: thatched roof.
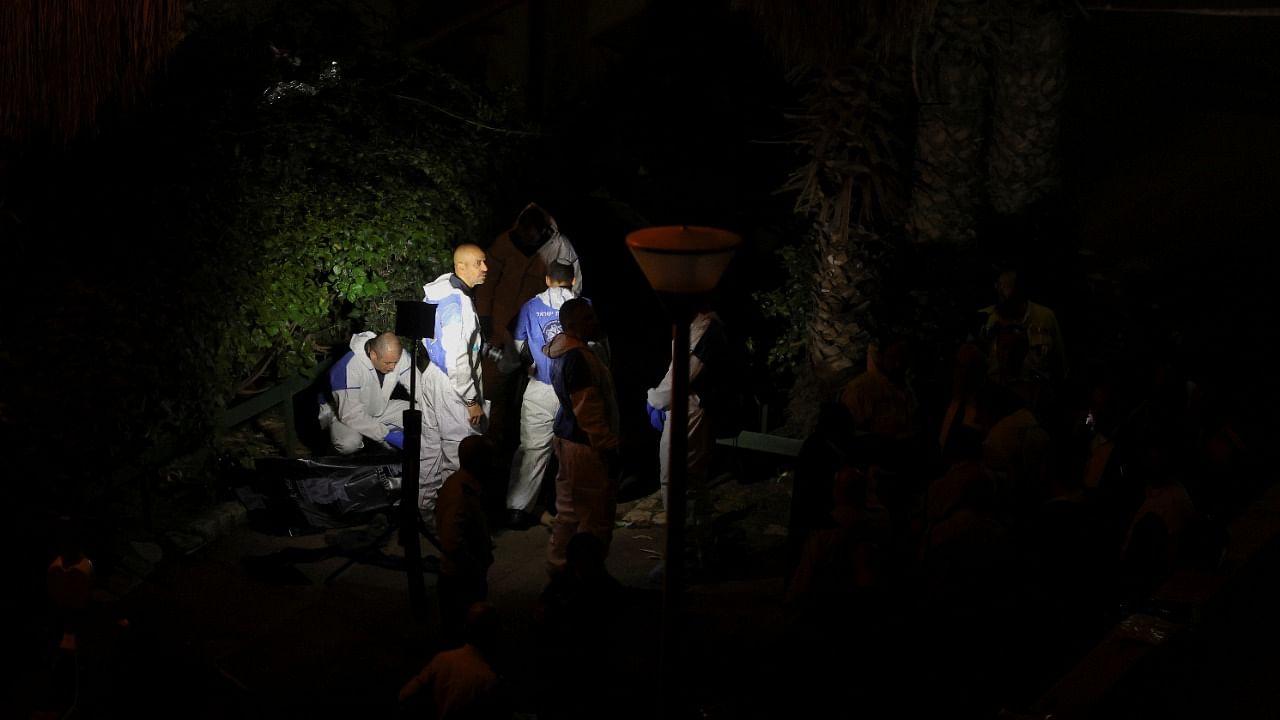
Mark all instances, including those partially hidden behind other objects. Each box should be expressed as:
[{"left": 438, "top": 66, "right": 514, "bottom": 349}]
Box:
[{"left": 1, "top": 0, "right": 184, "bottom": 144}]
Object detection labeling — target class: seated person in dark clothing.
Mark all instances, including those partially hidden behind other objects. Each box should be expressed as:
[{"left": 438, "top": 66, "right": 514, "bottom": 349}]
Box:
[
  {"left": 436, "top": 436, "right": 497, "bottom": 642},
  {"left": 786, "top": 462, "right": 891, "bottom": 613},
  {"left": 1118, "top": 439, "right": 1201, "bottom": 601},
  {"left": 400, "top": 601, "right": 509, "bottom": 719},
  {"left": 786, "top": 402, "right": 858, "bottom": 586}
]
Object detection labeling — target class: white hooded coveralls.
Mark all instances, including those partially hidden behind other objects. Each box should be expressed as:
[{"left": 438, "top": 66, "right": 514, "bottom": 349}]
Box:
[
  {"left": 325, "top": 331, "right": 413, "bottom": 454},
  {"left": 419, "top": 274, "right": 488, "bottom": 513}
]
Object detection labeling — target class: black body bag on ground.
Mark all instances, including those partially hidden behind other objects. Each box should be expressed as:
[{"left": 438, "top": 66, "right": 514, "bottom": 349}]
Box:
[{"left": 234, "top": 456, "right": 401, "bottom": 534}]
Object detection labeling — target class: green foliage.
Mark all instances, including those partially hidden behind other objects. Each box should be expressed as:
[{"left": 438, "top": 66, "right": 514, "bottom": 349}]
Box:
[
  {"left": 29, "top": 0, "right": 534, "bottom": 485},
  {"left": 753, "top": 239, "right": 814, "bottom": 373},
  {"left": 195, "top": 68, "right": 522, "bottom": 394},
  {"left": 145, "top": 0, "right": 533, "bottom": 412}
]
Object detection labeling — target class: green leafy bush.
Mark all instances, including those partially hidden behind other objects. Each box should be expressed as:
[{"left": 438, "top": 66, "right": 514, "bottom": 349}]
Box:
[
  {"left": 6, "top": 3, "right": 532, "bottom": 506},
  {"left": 753, "top": 240, "right": 814, "bottom": 374},
  {"left": 194, "top": 67, "right": 524, "bottom": 395}
]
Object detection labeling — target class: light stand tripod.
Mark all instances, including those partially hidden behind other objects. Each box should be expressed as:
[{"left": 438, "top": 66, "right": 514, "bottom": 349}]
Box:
[
  {"left": 319, "top": 303, "right": 448, "bottom": 609},
  {"left": 395, "top": 300, "right": 443, "bottom": 613}
]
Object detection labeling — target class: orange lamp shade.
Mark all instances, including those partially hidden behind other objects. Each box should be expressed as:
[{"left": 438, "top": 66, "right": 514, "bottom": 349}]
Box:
[{"left": 625, "top": 225, "right": 741, "bottom": 294}]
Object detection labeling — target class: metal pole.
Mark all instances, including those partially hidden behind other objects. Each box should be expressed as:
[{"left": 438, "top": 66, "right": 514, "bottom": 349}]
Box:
[
  {"left": 660, "top": 308, "right": 692, "bottom": 718},
  {"left": 401, "top": 344, "right": 426, "bottom": 614}
]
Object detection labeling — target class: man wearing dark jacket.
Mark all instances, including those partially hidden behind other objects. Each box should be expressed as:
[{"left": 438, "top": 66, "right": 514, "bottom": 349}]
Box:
[{"left": 545, "top": 298, "right": 620, "bottom": 574}]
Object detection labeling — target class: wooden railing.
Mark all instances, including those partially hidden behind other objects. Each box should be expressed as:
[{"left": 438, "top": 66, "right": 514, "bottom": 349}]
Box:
[{"left": 216, "top": 357, "right": 337, "bottom": 456}]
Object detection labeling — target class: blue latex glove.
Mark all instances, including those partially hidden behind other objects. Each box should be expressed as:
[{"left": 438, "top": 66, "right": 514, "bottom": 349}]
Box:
[
  {"left": 646, "top": 402, "right": 665, "bottom": 432},
  {"left": 384, "top": 429, "right": 405, "bottom": 449}
]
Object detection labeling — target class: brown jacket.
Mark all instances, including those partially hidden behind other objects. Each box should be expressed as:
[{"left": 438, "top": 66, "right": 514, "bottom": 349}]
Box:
[
  {"left": 475, "top": 230, "right": 581, "bottom": 349},
  {"left": 547, "top": 334, "right": 619, "bottom": 450}
]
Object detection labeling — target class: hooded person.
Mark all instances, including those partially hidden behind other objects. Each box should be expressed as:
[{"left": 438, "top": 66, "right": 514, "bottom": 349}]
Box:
[
  {"left": 645, "top": 306, "right": 729, "bottom": 576},
  {"left": 320, "top": 331, "right": 414, "bottom": 454},
  {"left": 474, "top": 204, "right": 583, "bottom": 474},
  {"left": 418, "top": 244, "right": 490, "bottom": 519},
  {"left": 475, "top": 204, "right": 583, "bottom": 364}
]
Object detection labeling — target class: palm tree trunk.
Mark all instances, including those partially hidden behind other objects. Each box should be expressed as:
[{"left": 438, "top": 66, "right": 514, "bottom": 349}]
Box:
[
  {"left": 987, "top": 0, "right": 1068, "bottom": 216},
  {"left": 908, "top": 0, "right": 993, "bottom": 247},
  {"left": 782, "top": 64, "right": 903, "bottom": 393},
  {"left": 781, "top": 221, "right": 883, "bottom": 437},
  {"left": 808, "top": 222, "right": 881, "bottom": 384}
]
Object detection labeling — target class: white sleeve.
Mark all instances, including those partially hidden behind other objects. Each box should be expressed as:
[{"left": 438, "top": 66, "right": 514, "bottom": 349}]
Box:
[
  {"left": 513, "top": 302, "right": 530, "bottom": 354},
  {"left": 647, "top": 341, "right": 675, "bottom": 410},
  {"left": 645, "top": 330, "right": 704, "bottom": 410},
  {"left": 443, "top": 299, "right": 480, "bottom": 403}
]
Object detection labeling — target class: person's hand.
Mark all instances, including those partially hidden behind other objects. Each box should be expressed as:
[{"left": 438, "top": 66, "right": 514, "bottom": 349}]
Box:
[
  {"left": 467, "top": 402, "right": 484, "bottom": 426},
  {"left": 383, "top": 430, "right": 404, "bottom": 449},
  {"left": 646, "top": 402, "right": 666, "bottom": 432}
]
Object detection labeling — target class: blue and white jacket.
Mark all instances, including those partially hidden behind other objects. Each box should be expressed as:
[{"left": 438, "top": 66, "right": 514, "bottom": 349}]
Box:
[
  {"left": 422, "top": 273, "right": 484, "bottom": 405},
  {"left": 513, "top": 286, "right": 576, "bottom": 386}
]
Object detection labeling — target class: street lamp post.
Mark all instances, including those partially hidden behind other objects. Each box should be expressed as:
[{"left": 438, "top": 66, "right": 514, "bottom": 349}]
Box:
[{"left": 626, "top": 225, "right": 740, "bottom": 718}]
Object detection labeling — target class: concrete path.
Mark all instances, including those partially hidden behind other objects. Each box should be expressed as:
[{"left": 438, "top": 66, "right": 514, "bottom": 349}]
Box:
[{"left": 16, "top": 472, "right": 796, "bottom": 720}]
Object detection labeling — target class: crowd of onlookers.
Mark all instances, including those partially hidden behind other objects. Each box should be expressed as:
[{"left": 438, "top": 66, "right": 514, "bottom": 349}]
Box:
[
  {"left": 36, "top": 225, "right": 1264, "bottom": 719},
  {"left": 773, "top": 268, "right": 1257, "bottom": 718},
  {"left": 388, "top": 265, "right": 1262, "bottom": 719}
]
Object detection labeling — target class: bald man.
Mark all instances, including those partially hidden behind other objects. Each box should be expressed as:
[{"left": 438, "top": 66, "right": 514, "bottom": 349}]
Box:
[
  {"left": 322, "top": 331, "right": 414, "bottom": 454},
  {"left": 419, "top": 244, "right": 491, "bottom": 518}
]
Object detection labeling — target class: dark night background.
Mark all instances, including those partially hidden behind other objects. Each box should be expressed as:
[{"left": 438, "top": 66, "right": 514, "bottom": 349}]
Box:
[
  {"left": 5, "top": 2, "right": 1275, "bottom": 501},
  {"left": 3, "top": 0, "right": 1280, "bottom": 718}
]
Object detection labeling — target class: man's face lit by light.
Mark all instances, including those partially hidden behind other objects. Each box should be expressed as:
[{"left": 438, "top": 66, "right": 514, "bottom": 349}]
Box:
[
  {"left": 369, "top": 339, "right": 402, "bottom": 374},
  {"left": 456, "top": 248, "right": 488, "bottom": 288}
]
